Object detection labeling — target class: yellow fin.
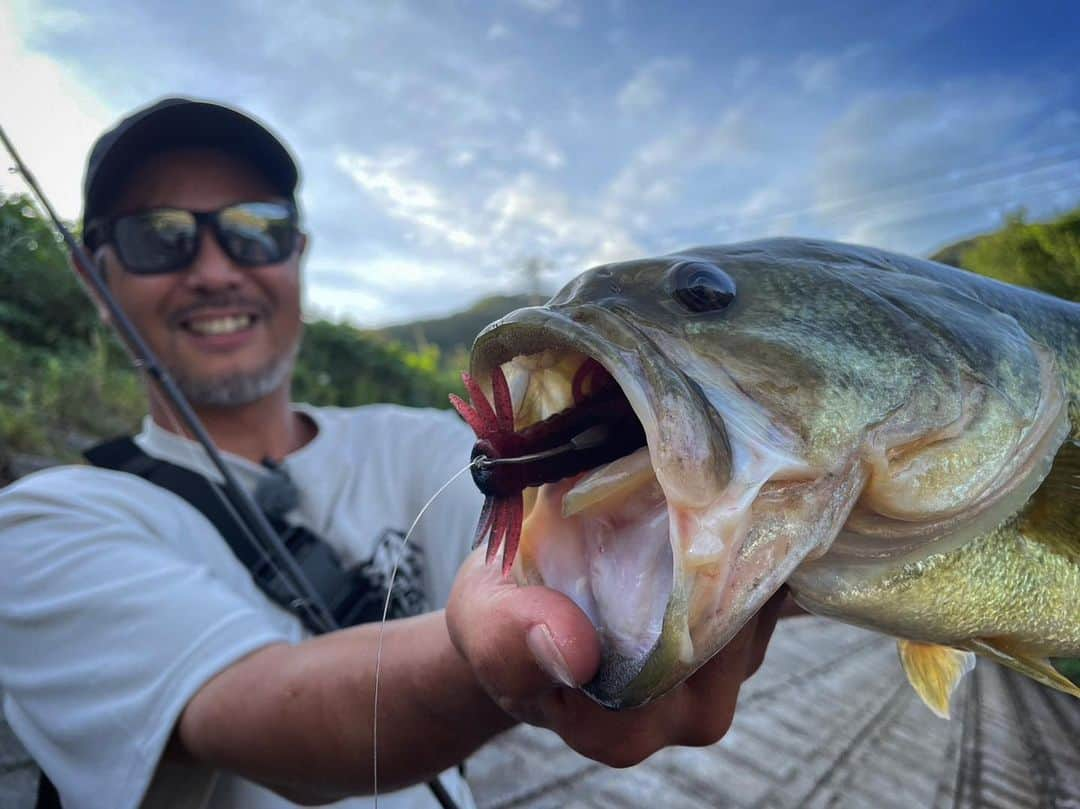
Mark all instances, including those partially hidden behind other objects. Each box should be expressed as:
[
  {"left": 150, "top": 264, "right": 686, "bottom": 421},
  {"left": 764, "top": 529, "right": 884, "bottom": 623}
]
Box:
[
  {"left": 897, "top": 640, "right": 975, "bottom": 719},
  {"left": 960, "top": 637, "right": 1080, "bottom": 698}
]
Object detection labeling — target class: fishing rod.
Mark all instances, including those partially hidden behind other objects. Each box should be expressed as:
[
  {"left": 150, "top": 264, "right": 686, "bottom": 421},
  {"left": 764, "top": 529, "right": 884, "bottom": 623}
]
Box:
[
  {"left": 1, "top": 123, "right": 464, "bottom": 809},
  {"left": 0, "top": 123, "right": 337, "bottom": 633}
]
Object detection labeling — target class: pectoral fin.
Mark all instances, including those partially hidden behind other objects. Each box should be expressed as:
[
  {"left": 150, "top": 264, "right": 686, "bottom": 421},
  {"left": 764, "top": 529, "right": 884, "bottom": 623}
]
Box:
[
  {"left": 897, "top": 640, "right": 975, "bottom": 719},
  {"left": 959, "top": 637, "right": 1080, "bottom": 698}
]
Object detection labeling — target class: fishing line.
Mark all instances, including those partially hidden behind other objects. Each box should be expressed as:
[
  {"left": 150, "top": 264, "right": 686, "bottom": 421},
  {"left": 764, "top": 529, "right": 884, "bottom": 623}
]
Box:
[
  {"left": 709, "top": 153, "right": 1080, "bottom": 236},
  {"left": 0, "top": 124, "right": 340, "bottom": 635},
  {"left": 836, "top": 177, "right": 1080, "bottom": 236},
  {"left": 2, "top": 125, "right": 473, "bottom": 808},
  {"left": 372, "top": 457, "right": 481, "bottom": 808},
  {"left": 659, "top": 131, "right": 1080, "bottom": 243}
]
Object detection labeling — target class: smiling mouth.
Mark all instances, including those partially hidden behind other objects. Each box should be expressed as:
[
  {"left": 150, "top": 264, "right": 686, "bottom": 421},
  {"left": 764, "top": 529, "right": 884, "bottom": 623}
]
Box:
[{"left": 181, "top": 313, "right": 259, "bottom": 336}]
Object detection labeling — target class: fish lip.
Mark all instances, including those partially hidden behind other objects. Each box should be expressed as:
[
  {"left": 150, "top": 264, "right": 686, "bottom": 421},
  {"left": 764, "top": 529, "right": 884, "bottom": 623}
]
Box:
[
  {"left": 580, "top": 649, "right": 654, "bottom": 708},
  {"left": 470, "top": 304, "right": 665, "bottom": 448},
  {"left": 471, "top": 304, "right": 717, "bottom": 707},
  {"left": 471, "top": 302, "right": 731, "bottom": 491}
]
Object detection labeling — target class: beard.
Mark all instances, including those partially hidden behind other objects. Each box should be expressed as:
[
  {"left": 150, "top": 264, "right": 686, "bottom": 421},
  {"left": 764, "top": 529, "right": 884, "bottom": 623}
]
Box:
[{"left": 174, "top": 340, "right": 299, "bottom": 406}]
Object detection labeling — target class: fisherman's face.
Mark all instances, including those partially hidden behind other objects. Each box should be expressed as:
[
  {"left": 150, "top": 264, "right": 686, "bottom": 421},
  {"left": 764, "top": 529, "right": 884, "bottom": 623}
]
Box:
[{"left": 98, "top": 148, "right": 306, "bottom": 407}]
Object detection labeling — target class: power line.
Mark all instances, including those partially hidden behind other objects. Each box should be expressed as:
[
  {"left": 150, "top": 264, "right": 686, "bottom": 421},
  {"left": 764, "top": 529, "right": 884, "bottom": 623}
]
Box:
[{"left": 710, "top": 150, "right": 1080, "bottom": 235}]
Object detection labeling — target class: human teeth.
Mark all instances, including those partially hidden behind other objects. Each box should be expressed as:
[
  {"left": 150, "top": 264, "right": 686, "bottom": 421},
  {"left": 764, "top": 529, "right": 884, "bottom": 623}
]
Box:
[
  {"left": 188, "top": 315, "right": 253, "bottom": 335},
  {"left": 562, "top": 447, "right": 655, "bottom": 517}
]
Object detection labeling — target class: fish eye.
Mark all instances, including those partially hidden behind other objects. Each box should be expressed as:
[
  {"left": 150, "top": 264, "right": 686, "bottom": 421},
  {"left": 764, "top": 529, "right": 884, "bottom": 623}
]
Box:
[{"left": 669, "top": 261, "right": 736, "bottom": 313}]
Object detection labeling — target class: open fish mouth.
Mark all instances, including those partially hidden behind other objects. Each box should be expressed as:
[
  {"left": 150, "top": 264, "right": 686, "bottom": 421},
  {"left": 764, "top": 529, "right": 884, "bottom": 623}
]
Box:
[
  {"left": 459, "top": 301, "right": 1071, "bottom": 708},
  {"left": 463, "top": 305, "right": 818, "bottom": 707},
  {"left": 455, "top": 238, "right": 1080, "bottom": 713},
  {"left": 490, "top": 347, "right": 676, "bottom": 702}
]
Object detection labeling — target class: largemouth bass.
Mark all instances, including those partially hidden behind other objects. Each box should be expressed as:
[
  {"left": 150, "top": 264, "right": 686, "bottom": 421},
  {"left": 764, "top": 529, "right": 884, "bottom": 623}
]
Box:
[{"left": 452, "top": 237, "right": 1080, "bottom": 716}]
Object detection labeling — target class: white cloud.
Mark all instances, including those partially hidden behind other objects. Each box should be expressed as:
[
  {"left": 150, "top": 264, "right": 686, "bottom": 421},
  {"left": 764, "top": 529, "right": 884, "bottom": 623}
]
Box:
[
  {"left": 336, "top": 150, "right": 480, "bottom": 249},
  {"left": 793, "top": 44, "right": 871, "bottom": 94},
  {"left": 603, "top": 109, "right": 753, "bottom": 225},
  {"left": 810, "top": 78, "right": 1074, "bottom": 251},
  {"left": 515, "top": 0, "right": 582, "bottom": 26},
  {"left": 794, "top": 53, "right": 837, "bottom": 94},
  {"left": 0, "top": 1, "right": 112, "bottom": 220},
  {"left": 487, "top": 21, "right": 511, "bottom": 40},
  {"left": 615, "top": 58, "right": 687, "bottom": 113},
  {"left": 484, "top": 173, "right": 642, "bottom": 273},
  {"left": 307, "top": 251, "right": 500, "bottom": 326},
  {"left": 7, "top": 0, "right": 1072, "bottom": 325},
  {"left": 449, "top": 149, "right": 476, "bottom": 168},
  {"left": 730, "top": 56, "right": 761, "bottom": 91},
  {"left": 519, "top": 129, "right": 565, "bottom": 169}
]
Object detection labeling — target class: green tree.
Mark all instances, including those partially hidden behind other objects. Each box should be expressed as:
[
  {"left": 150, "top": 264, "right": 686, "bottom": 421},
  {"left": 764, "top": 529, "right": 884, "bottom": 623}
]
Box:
[
  {"left": 294, "top": 320, "right": 463, "bottom": 410},
  {"left": 955, "top": 208, "right": 1080, "bottom": 302},
  {"left": 0, "top": 194, "right": 99, "bottom": 348}
]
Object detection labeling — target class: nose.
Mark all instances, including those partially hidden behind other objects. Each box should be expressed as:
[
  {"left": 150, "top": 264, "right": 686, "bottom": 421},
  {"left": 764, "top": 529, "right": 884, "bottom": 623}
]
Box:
[{"left": 181, "top": 225, "right": 246, "bottom": 291}]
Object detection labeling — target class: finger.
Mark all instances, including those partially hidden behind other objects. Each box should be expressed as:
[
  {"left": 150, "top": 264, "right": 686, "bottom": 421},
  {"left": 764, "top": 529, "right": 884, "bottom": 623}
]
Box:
[
  {"left": 777, "top": 586, "right": 811, "bottom": 618},
  {"left": 447, "top": 549, "right": 601, "bottom": 706},
  {"left": 744, "top": 586, "right": 787, "bottom": 678},
  {"left": 669, "top": 617, "right": 760, "bottom": 747},
  {"left": 537, "top": 688, "right": 677, "bottom": 767},
  {"left": 551, "top": 618, "right": 757, "bottom": 759}
]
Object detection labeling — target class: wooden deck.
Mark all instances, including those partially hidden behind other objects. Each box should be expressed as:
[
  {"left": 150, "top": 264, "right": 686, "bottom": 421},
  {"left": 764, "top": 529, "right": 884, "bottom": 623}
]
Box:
[
  {"left": 466, "top": 616, "right": 1080, "bottom": 809},
  {"left": 2, "top": 616, "right": 1077, "bottom": 807}
]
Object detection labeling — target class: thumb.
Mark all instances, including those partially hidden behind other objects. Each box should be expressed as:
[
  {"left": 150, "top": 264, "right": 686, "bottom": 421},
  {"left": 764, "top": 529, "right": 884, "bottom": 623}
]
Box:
[{"left": 447, "top": 549, "right": 601, "bottom": 702}]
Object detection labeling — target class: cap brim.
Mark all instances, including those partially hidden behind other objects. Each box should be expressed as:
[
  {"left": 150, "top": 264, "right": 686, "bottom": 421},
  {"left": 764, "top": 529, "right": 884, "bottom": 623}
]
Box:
[{"left": 83, "top": 98, "right": 298, "bottom": 228}]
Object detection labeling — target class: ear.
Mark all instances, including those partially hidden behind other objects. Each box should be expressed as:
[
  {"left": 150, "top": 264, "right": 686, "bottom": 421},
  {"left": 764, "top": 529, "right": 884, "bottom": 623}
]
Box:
[{"left": 295, "top": 231, "right": 309, "bottom": 259}]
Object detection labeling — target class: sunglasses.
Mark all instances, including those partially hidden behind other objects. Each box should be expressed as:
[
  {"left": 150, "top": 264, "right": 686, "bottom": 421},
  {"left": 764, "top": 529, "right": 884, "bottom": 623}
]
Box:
[{"left": 85, "top": 201, "right": 299, "bottom": 275}]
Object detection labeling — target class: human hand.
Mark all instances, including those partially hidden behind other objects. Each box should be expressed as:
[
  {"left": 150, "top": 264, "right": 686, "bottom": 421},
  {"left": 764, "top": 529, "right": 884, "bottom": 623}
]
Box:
[{"left": 446, "top": 549, "right": 786, "bottom": 767}]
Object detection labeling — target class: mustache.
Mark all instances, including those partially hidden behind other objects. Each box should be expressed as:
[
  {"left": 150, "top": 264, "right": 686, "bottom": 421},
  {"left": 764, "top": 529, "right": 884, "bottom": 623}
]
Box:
[{"left": 169, "top": 293, "right": 272, "bottom": 326}]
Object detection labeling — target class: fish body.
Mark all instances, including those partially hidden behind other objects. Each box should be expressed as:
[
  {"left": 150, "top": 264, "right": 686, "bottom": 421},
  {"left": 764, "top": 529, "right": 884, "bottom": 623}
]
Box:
[{"left": 466, "top": 238, "right": 1080, "bottom": 712}]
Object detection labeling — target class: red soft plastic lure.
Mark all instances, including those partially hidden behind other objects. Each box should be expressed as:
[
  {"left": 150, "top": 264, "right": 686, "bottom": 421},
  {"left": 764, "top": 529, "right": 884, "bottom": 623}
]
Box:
[
  {"left": 450, "top": 362, "right": 646, "bottom": 577},
  {"left": 449, "top": 367, "right": 524, "bottom": 577}
]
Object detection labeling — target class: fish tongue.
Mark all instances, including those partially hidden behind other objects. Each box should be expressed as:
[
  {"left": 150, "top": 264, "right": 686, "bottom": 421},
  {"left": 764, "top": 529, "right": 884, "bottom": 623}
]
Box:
[{"left": 561, "top": 447, "right": 655, "bottom": 517}]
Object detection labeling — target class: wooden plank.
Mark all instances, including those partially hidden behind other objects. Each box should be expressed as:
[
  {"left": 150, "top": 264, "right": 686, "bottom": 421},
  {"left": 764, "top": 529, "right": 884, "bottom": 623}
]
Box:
[{"left": 468, "top": 617, "right": 1080, "bottom": 808}]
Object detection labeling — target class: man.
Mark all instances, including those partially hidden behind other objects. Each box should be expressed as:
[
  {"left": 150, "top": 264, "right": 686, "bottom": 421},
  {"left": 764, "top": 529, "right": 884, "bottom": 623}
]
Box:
[{"left": 0, "top": 98, "right": 783, "bottom": 808}]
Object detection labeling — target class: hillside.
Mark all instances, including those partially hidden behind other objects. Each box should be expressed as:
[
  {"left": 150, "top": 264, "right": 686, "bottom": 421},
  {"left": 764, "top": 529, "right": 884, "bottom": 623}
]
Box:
[
  {"left": 377, "top": 203, "right": 1080, "bottom": 364},
  {"left": 930, "top": 206, "right": 1080, "bottom": 301},
  {"left": 3, "top": 190, "right": 1078, "bottom": 479},
  {"left": 0, "top": 193, "right": 464, "bottom": 479},
  {"left": 370, "top": 293, "right": 537, "bottom": 366}
]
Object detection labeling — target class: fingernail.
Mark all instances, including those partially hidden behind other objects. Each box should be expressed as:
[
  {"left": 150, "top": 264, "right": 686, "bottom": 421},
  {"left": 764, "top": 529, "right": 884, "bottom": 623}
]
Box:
[{"left": 527, "top": 624, "right": 577, "bottom": 688}]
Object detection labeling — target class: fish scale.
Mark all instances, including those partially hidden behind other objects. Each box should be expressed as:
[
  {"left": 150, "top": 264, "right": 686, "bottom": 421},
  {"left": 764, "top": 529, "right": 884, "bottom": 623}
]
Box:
[{"left": 463, "top": 237, "right": 1080, "bottom": 711}]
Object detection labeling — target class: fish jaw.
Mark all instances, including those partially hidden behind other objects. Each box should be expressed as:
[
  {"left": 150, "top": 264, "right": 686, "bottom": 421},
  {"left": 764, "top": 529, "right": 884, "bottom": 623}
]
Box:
[{"left": 470, "top": 305, "right": 829, "bottom": 707}]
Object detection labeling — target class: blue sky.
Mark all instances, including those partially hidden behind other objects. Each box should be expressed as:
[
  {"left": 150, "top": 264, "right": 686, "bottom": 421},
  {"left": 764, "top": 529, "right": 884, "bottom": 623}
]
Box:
[{"left": 2, "top": 0, "right": 1078, "bottom": 325}]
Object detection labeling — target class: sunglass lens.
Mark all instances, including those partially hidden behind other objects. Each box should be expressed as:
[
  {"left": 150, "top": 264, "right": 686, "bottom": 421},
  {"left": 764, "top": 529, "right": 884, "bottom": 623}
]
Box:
[
  {"left": 114, "top": 210, "right": 198, "bottom": 274},
  {"left": 217, "top": 202, "right": 296, "bottom": 265}
]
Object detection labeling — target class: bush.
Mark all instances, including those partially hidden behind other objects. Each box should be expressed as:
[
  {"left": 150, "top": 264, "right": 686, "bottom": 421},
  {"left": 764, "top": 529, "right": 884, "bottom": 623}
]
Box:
[
  {"left": 0, "top": 194, "right": 99, "bottom": 349},
  {"left": 0, "top": 193, "right": 466, "bottom": 467},
  {"left": 954, "top": 207, "right": 1080, "bottom": 301},
  {"left": 0, "top": 331, "right": 143, "bottom": 463},
  {"left": 293, "top": 319, "right": 464, "bottom": 410}
]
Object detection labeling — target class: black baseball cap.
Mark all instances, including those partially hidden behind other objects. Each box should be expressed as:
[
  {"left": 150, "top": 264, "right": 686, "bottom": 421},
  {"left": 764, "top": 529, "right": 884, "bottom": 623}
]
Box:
[{"left": 82, "top": 96, "right": 299, "bottom": 237}]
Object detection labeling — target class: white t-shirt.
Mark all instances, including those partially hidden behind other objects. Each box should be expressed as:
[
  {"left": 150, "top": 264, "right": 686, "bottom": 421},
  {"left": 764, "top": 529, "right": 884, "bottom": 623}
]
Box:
[{"left": 0, "top": 404, "right": 483, "bottom": 809}]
